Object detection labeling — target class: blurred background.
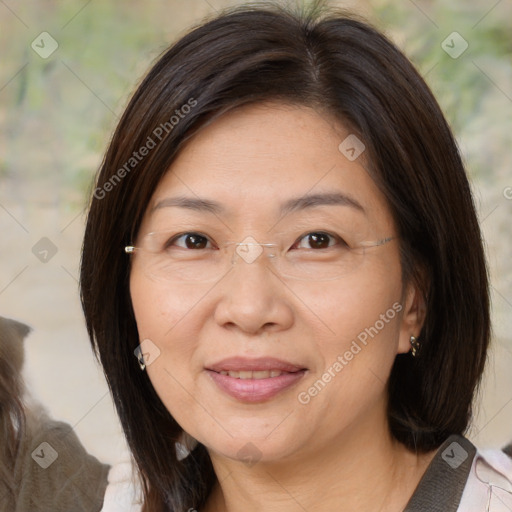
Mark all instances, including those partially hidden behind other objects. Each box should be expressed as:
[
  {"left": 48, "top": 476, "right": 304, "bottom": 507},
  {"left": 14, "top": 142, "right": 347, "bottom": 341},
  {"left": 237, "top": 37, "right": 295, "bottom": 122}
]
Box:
[{"left": 1, "top": 0, "right": 511, "bottom": 465}]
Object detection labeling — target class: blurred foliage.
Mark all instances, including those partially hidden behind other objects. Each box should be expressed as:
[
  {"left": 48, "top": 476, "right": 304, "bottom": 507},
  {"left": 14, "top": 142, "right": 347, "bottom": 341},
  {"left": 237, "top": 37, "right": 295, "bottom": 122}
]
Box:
[
  {"left": 371, "top": 0, "right": 512, "bottom": 182},
  {"left": 373, "top": 2, "right": 510, "bottom": 118}
]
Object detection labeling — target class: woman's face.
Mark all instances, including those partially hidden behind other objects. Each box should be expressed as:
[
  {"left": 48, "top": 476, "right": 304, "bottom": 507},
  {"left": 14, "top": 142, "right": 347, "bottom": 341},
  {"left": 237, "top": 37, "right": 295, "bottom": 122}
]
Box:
[{"left": 129, "top": 102, "right": 422, "bottom": 464}]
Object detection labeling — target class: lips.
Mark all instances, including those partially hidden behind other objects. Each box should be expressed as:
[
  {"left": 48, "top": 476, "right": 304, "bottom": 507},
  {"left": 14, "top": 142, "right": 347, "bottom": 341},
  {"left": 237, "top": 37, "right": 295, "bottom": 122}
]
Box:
[
  {"left": 205, "top": 357, "right": 307, "bottom": 402},
  {"left": 206, "top": 356, "right": 306, "bottom": 373},
  {"left": 218, "top": 370, "right": 285, "bottom": 379}
]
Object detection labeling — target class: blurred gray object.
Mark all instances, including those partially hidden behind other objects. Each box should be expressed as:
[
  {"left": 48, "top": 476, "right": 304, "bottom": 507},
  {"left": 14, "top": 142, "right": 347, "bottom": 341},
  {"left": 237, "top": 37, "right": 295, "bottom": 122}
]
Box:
[{"left": 0, "top": 316, "right": 110, "bottom": 512}]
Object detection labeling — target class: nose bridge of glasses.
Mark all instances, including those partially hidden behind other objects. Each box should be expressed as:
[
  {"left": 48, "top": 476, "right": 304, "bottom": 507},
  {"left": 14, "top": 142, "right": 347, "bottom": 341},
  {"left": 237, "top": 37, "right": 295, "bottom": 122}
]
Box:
[{"left": 227, "top": 236, "right": 278, "bottom": 266}]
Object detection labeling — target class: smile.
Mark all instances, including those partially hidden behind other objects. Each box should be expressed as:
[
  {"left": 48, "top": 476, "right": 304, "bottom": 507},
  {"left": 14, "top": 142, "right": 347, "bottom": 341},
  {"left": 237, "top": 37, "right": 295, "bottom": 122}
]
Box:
[
  {"left": 205, "top": 369, "right": 307, "bottom": 402},
  {"left": 218, "top": 370, "right": 287, "bottom": 379}
]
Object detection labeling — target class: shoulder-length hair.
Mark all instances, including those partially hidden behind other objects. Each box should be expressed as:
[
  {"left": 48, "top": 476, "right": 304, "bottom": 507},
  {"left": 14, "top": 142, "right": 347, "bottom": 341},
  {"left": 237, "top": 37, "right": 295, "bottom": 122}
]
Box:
[{"left": 80, "top": 2, "right": 490, "bottom": 511}]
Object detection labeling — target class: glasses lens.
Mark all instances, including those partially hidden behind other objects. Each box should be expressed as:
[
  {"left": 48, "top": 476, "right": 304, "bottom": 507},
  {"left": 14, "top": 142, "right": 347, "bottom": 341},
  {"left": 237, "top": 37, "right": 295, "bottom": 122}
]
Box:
[
  {"left": 269, "top": 245, "right": 367, "bottom": 281},
  {"left": 137, "top": 231, "right": 230, "bottom": 282},
  {"left": 133, "top": 230, "right": 391, "bottom": 282}
]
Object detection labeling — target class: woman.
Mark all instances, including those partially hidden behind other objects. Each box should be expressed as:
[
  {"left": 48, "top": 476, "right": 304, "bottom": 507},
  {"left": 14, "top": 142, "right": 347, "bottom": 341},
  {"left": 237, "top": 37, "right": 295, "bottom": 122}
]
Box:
[{"left": 80, "top": 2, "right": 512, "bottom": 511}]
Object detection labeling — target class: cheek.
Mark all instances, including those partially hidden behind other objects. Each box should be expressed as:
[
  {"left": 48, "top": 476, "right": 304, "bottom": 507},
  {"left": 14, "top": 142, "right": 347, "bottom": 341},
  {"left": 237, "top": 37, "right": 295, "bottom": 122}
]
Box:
[
  {"left": 295, "top": 278, "right": 403, "bottom": 431},
  {"left": 130, "top": 270, "right": 206, "bottom": 420},
  {"left": 129, "top": 268, "right": 206, "bottom": 376},
  {"left": 298, "top": 260, "right": 402, "bottom": 337},
  {"left": 130, "top": 261, "right": 203, "bottom": 339},
  {"left": 303, "top": 263, "right": 403, "bottom": 379}
]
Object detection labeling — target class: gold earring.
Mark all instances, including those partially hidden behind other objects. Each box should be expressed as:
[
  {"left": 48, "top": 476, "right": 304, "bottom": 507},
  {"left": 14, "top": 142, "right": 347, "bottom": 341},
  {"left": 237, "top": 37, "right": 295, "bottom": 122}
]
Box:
[{"left": 410, "top": 335, "right": 420, "bottom": 357}]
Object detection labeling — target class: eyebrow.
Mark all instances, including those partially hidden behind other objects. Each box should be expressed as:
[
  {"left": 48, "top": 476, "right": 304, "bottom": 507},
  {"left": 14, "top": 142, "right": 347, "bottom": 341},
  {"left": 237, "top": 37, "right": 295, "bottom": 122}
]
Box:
[
  {"left": 152, "top": 196, "right": 224, "bottom": 215},
  {"left": 151, "top": 192, "right": 365, "bottom": 216},
  {"left": 280, "top": 192, "right": 365, "bottom": 216}
]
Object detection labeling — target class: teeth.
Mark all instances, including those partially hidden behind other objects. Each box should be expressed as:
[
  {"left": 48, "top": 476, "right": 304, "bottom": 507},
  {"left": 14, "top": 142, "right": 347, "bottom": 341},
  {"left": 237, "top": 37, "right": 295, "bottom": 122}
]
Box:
[{"left": 219, "top": 370, "right": 285, "bottom": 379}]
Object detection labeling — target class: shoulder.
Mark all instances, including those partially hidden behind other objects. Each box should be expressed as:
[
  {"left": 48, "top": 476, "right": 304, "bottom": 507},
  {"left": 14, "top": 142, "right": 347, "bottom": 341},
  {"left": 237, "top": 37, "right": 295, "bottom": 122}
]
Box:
[
  {"left": 16, "top": 419, "right": 110, "bottom": 512},
  {"left": 458, "top": 446, "right": 512, "bottom": 511},
  {"left": 101, "top": 459, "right": 143, "bottom": 512}
]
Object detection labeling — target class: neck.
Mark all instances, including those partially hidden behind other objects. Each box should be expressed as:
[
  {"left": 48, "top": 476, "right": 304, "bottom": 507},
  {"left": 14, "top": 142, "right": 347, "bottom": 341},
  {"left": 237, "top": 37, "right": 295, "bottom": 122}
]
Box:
[{"left": 202, "top": 409, "right": 436, "bottom": 512}]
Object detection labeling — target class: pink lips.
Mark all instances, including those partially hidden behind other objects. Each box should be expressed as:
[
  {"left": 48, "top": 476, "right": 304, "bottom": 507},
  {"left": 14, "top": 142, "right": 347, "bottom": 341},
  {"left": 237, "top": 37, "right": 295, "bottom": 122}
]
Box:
[{"left": 205, "top": 357, "right": 307, "bottom": 403}]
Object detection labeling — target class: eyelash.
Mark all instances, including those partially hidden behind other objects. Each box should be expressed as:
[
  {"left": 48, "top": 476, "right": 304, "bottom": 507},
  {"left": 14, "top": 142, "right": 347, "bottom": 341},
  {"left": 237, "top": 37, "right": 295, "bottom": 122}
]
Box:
[{"left": 165, "top": 231, "right": 347, "bottom": 251}]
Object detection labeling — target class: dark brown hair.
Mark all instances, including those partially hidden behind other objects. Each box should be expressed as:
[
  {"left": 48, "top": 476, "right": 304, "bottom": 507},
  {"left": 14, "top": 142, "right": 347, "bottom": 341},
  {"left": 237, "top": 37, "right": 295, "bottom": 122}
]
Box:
[{"left": 80, "top": 2, "right": 490, "bottom": 510}]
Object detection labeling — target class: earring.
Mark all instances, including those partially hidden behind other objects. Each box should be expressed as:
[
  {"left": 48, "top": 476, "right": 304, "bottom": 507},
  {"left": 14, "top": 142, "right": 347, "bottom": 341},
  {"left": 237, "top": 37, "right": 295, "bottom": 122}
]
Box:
[
  {"left": 410, "top": 335, "right": 420, "bottom": 357},
  {"left": 175, "top": 431, "right": 199, "bottom": 461},
  {"left": 137, "top": 351, "right": 146, "bottom": 371}
]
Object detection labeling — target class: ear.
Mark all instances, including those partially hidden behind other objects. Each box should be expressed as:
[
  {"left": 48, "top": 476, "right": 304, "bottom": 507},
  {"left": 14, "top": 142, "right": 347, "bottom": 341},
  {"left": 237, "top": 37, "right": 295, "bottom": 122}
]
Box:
[{"left": 397, "top": 280, "right": 427, "bottom": 354}]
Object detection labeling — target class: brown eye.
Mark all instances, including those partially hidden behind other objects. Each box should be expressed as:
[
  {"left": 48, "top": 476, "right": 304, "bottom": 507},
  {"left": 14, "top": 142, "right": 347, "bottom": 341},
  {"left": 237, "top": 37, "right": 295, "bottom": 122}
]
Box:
[
  {"left": 307, "top": 233, "right": 331, "bottom": 249},
  {"left": 295, "top": 232, "right": 338, "bottom": 250},
  {"left": 171, "top": 233, "right": 211, "bottom": 250}
]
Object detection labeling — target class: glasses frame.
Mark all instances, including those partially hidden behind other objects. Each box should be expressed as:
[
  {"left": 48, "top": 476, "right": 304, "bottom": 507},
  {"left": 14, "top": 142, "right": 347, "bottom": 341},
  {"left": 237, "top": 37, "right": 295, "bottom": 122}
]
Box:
[{"left": 124, "top": 233, "right": 395, "bottom": 282}]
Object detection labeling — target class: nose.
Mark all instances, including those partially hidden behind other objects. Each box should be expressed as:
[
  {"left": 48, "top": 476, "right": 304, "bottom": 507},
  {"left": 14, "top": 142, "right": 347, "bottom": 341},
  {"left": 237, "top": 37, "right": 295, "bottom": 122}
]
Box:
[{"left": 213, "top": 245, "right": 294, "bottom": 335}]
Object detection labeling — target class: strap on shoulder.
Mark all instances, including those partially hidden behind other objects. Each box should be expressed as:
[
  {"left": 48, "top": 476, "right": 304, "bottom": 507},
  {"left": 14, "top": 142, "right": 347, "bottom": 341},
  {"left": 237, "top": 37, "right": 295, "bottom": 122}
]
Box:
[{"left": 404, "top": 435, "right": 476, "bottom": 512}]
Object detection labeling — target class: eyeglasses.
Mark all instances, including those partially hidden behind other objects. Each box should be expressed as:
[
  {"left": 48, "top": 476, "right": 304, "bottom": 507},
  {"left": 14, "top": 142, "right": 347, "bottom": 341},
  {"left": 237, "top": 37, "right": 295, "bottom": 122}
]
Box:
[{"left": 124, "top": 231, "right": 394, "bottom": 282}]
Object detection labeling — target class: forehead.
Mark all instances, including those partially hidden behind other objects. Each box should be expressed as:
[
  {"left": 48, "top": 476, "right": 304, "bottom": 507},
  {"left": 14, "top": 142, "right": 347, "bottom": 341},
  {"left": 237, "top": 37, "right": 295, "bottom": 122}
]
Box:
[{"left": 146, "top": 102, "right": 394, "bottom": 228}]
